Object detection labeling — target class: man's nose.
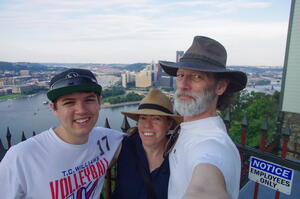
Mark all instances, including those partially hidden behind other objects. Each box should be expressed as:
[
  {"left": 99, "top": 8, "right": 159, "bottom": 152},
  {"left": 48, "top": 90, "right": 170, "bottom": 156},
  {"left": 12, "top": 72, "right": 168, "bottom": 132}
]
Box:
[{"left": 177, "top": 76, "right": 191, "bottom": 90}]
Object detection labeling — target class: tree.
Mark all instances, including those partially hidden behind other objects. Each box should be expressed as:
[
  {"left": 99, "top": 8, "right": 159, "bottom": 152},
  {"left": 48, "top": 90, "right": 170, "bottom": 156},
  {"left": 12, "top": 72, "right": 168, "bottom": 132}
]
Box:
[{"left": 224, "top": 91, "right": 279, "bottom": 146}]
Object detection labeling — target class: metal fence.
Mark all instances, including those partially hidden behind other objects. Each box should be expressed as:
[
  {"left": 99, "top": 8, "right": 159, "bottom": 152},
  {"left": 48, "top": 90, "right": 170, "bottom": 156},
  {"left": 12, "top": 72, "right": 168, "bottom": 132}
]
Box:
[{"left": 1, "top": 114, "right": 300, "bottom": 199}]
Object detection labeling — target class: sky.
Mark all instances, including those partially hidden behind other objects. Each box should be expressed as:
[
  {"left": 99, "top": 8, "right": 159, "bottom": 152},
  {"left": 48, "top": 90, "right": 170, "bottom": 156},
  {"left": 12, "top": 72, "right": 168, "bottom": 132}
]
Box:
[{"left": 0, "top": 0, "right": 292, "bottom": 66}]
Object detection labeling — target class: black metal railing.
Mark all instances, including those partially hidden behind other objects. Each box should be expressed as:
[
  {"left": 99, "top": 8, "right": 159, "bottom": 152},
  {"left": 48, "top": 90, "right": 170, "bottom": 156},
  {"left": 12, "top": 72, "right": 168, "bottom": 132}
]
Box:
[{"left": 1, "top": 114, "right": 300, "bottom": 199}]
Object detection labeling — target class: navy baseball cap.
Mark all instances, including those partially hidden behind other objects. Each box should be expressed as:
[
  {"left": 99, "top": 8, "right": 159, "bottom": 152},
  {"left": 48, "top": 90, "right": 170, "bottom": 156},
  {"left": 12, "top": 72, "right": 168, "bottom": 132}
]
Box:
[{"left": 47, "top": 68, "right": 102, "bottom": 102}]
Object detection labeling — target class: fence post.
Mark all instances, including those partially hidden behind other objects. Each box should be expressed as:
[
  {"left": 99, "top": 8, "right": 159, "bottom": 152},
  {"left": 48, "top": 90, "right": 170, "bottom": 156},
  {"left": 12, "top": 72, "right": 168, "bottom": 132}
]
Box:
[
  {"left": 240, "top": 115, "right": 249, "bottom": 187},
  {"left": 6, "top": 127, "right": 11, "bottom": 148},
  {"left": 271, "top": 112, "right": 284, "bottom": 154},
  {"left": 253, "top": 118, "right": 269, "bottom": 199},
  {"left": 0, "top": 138, "right": 6, "bottom": 161},
  {"left": 0, "top": 139, "right": 5, "bottom": 152},
  {"left": 103, "top": 118, "right": 112, "bottom": 199},
  {"left": 275, "top": 125, "right": 291, "bottom": 199},
  {"left": 240, "top": 115, "right": 248, "bottom": 163},
  {"left": 241, "top": 115, "right": 248, "bottom": 147},
  {"left": 33, "top": 131, "right": 36, "bottom": 136}
]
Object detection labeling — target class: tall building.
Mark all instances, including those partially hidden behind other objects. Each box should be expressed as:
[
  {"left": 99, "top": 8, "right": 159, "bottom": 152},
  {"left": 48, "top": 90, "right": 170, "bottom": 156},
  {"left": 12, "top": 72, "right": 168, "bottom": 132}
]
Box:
[
  {"left": 176, "top": 51, "right": 184, "bottom": 62},
  {"left": 136, "top": 69, "right": 152, "bottom": 88},
  {"left": 169, "top": 51, "right": 184, "bottom": 88},
  {"left": 121, "top": 73, "right": 127, "bottom": 88}
]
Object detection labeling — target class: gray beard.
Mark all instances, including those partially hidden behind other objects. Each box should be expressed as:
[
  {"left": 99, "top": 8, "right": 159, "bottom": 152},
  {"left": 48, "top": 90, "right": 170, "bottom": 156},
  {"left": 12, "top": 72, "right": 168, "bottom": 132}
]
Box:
[{"left": 174, "top": 88, "right": 216, "bottom": 117}]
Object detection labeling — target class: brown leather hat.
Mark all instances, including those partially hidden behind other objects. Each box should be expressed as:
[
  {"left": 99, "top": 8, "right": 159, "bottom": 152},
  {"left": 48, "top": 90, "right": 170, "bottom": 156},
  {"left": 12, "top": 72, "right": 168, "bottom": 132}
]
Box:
[{"left": 159, "top": 36, "right": 247, "bottom": 92}]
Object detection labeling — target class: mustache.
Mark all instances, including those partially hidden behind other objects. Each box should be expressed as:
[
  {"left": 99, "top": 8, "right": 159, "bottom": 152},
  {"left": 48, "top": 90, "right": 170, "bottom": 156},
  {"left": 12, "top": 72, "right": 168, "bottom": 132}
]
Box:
[{"left": 175, "top": 90, "right": 199, "bottom": 99}]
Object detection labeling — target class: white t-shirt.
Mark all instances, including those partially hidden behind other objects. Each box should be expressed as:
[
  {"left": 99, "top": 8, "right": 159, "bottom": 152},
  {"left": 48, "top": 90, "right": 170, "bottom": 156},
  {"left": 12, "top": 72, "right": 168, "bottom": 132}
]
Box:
[
  {"left": 0, "top": 127, "right": 123, "bottom": 199},
  {"left": 168, "top": 116, "right": 241, "bottom": 199}
]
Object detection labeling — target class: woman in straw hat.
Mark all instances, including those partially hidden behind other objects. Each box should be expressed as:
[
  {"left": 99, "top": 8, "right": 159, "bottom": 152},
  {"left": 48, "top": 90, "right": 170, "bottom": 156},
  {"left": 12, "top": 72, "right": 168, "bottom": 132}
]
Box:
[{"left": 111, "top": 88, "right": 182, "bottom": 199}]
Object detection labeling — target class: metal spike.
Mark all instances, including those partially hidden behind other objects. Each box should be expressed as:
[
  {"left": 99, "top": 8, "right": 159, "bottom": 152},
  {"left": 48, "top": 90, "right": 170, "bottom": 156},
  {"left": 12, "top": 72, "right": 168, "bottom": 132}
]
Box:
[
  {"left": 6, "top": 127, "right": 11, "bottom": 139},
  {"left": 224, "top": 111, "right": 231, "bottom": 123},
  {"left": 0, "top": 139, "right": 5, "bottom": 151},
  {"left": 104, "top": 118, "right": 111, "bottom": 129},
  {"left": 282, "top": 122, "right": 291, "bottom": 138},
  {"left": 21, "top": 131, "right": 27, "bottom": 141},
  {"left": 121, "top": 115, "right": 130, "bottom": 133},
  {"left": 260, "top": 118, "right": 269, "bottom": 133},
  {"left": 241, "top": 115, "right": 248, "bottom": 127},
  {"left": 6, "top": 127, "right": 12, "bottom": 148}
]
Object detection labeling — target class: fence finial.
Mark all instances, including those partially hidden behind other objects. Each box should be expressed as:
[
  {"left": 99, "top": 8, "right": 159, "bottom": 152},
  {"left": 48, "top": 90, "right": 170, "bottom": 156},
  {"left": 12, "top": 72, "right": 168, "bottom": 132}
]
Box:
[
  {"left": 260, "top": 117, "right": 269, "bottom": 134},
  {"left": 121, "top": 115, "right": 130, "bottom": 133},
  {"left": 105, "top": 118, "right": 111, "bottom": 129},
  {"left": 6, "top": 127, "right": 12, "bottom": 148},
  {"left": 0, "top": 139, "right": 5, "bottom": 151},
  {"left": 282, "top": 121, "right": 292, "bottom": 140},
  {"left": 241, "top": 115, "right": 249, "bottom": 127},
  {"left": 21, "top": 131, "right": 27, "bottom": 141}
]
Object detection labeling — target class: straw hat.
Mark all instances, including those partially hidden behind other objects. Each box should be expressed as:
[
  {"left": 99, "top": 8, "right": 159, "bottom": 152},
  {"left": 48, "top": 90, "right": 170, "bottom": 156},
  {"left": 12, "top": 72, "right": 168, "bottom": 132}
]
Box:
[{"left": 122, "top": 88, "right": 182, "bottom": 129}]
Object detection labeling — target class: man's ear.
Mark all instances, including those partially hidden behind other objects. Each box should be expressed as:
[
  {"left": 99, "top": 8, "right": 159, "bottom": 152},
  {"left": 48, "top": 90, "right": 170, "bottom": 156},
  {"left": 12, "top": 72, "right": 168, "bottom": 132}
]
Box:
[{"left": 216, "top": 79, "right": 229, "bottom": 96}]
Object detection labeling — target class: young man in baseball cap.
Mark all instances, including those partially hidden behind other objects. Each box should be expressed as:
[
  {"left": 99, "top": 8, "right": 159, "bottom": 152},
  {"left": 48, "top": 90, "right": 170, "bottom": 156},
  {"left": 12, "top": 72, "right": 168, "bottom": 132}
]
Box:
[{"left": 0, "top": 68, "right": 124, "bottom": 199}]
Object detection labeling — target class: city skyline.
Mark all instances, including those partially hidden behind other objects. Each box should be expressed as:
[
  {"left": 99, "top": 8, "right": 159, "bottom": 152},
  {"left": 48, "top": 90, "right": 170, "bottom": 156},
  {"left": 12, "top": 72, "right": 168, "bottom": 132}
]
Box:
[{"left": 0, "top": 0, "right": 292, "bottom": 66}]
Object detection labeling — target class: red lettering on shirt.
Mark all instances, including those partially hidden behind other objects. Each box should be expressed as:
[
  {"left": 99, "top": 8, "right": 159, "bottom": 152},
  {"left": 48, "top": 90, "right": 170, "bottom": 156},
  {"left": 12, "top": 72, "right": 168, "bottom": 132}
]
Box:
[{"left": 49, "top": 157, "right": 109, "bottom": 198}]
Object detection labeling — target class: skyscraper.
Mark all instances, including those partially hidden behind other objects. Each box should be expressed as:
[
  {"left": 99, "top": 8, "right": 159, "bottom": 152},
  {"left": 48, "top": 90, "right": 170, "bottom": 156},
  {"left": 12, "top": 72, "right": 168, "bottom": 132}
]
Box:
[{"left": 176, "top": 51, "right": 184, "bottom": 62}]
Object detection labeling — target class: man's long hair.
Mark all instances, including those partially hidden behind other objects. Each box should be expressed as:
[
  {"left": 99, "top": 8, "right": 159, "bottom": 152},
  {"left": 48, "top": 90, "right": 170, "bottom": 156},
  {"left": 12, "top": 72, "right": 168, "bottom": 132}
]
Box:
[{"left": 213, "top": 73, "right": 235, "bottom": 111}]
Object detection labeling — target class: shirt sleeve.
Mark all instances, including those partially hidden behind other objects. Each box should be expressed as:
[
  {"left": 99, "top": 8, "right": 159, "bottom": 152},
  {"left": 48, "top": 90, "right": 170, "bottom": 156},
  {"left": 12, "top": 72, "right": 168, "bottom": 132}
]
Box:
[{"left": 0, "top": 146, "right": 26, "bottom": 198}]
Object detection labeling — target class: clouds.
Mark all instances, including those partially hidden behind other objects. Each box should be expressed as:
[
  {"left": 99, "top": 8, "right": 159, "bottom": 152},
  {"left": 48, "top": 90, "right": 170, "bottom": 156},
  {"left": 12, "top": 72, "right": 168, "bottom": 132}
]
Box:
[{"left": 0, "top": 0, "right": 291, "bottom": 65}]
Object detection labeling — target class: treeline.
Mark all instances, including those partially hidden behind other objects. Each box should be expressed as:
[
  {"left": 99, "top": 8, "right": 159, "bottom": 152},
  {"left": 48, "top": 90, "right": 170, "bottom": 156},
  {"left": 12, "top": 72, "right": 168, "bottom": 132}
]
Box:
[
  {"left": 223, "top": 90, "right": 280, "bottom": 146},
  {"left": 102, "top": 87, "right": 126, "bottom": 98},
  {"left": 0, "top": 61, "right": 64, "bottom": 72},
  {"left": 102, "top": 87, "right": 144, "bottom": 104}
]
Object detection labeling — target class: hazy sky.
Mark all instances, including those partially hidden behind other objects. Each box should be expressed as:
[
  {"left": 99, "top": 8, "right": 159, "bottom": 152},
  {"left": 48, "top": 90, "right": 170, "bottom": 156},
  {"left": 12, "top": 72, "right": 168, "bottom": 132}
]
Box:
[{"left": 0, "top": 0, "right": 292, "bottom": 66}]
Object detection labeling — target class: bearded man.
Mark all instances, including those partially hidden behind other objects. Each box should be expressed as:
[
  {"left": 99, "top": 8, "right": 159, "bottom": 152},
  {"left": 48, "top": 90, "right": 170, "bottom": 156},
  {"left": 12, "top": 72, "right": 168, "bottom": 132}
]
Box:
[{"left": 159, "top": 36, "right": 247, "bottom": 199}]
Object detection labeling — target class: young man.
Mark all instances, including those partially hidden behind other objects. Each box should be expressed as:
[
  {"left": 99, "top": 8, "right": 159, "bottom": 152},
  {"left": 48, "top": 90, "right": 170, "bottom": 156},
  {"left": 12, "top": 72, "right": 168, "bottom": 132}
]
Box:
[
  {"left": 0, "top": 68, "right": 124, "bottom": 199},
  {"left": 159, "top": 36, "right": 247, "bottom": 199}
]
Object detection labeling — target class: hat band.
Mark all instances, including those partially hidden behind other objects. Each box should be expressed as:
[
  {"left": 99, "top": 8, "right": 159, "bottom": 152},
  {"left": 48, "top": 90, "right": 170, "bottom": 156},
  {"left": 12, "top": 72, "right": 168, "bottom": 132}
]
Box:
[
  {"left": 138, "top": 103, "right": 173, "bottom": 114},
  {"left": 180, "top": 53, "right": 225, "bottom": 67}
]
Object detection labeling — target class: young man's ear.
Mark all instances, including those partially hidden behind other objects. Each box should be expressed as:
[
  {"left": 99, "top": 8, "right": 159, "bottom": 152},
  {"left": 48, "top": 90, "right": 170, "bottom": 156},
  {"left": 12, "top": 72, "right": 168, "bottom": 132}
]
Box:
[
  {"left": 50, "top": 102, "right": 57, "bottom": 112},
  {"left": 216, "top": 79, "right": 229, "bottom": 96},
  {"left": 98, "top": 96, "right": 102, "bottom": 105}
]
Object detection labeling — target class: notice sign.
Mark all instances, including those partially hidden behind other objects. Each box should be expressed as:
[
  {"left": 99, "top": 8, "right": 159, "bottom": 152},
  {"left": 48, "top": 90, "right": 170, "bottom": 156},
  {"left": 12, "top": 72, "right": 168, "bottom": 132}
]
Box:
[{"left": 248, "top": 156, "right": 294, "bottom": 195}]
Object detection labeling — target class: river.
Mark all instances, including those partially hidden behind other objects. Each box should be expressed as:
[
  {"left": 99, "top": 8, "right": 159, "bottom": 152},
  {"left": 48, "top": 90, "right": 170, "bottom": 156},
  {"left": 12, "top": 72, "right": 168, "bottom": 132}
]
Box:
[{"left": 0, "top": 92, "right": 138, "bottom": 148}]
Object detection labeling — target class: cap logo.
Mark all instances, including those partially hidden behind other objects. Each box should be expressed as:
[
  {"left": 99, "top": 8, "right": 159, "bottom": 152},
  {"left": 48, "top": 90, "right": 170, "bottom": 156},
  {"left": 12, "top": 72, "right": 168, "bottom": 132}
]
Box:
[{"left": 65, "top": 72, "right": 79, "bottom": 79}]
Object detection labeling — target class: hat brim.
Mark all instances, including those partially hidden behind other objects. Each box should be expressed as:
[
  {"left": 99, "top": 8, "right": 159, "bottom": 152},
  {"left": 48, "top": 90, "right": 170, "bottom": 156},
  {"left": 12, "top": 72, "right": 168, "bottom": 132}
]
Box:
[
  {"left": 122, "top": 109, "right": 182, "bottom": 130},
  {"left": 47, "top": 84, "right": 102, "bottom": 102},
  {"left": 159, "top": 60, "right": 247, "bottom": 92}
]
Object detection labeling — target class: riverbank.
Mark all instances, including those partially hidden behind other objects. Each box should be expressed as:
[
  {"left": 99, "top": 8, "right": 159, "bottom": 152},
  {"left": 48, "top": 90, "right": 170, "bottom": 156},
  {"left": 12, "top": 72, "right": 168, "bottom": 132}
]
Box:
[
  {"left": 0, "top": 92, "right": 141, "bottom": 108},
  {"left": 101, "top": 101, "right": 140, "bottom": 108},
  {"left": 0, "top": 94, "right": 26, "bottom": 101}
]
